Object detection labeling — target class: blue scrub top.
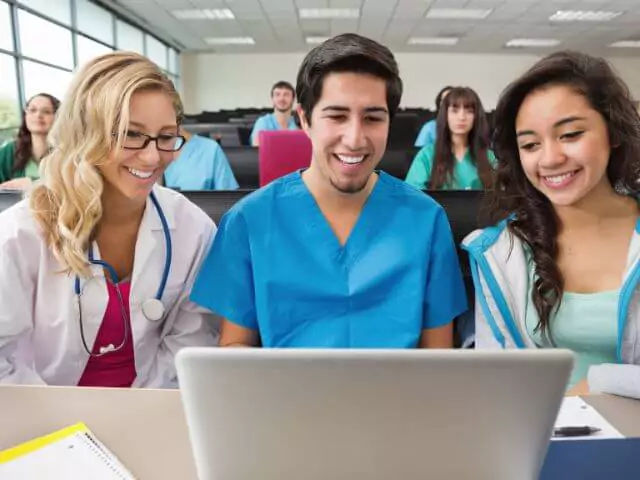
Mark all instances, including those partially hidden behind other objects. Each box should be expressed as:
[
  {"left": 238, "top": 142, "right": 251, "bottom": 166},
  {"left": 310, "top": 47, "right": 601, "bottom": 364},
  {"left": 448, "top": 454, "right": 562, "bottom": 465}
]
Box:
[
  {"left": 415, "top": 119, "right": 437, "bottom": 148},
  {"left": 191, "top": 171, "right": 467, "bottom": 348},
  {"left": 164, "top": 135, "right": 239, "bottom": 190},
  {"left": 250, "top": 113, "right": 298, "bottom": 145}
]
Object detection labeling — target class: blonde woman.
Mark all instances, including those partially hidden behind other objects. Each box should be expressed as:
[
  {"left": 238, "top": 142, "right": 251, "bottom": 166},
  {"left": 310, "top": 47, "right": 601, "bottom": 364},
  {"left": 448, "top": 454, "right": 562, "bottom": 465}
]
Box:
[{"left": 0, "top": 52, "right": 218, "bottom": 387}]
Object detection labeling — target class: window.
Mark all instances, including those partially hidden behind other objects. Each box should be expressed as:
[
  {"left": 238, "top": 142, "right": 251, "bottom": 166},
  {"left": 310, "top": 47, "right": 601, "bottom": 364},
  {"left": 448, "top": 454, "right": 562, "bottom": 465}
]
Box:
[
  {"left": 116, "top": 20, "right": 143, "bottom": 54},
  {"left": 8, "top": 0, "right": 178, "bottom": 131},
  {"left": 168, "top": 48, "right": 179, "bottom": 75},
  {"left": 77, "top": 35, "right": 112, "bottom": 66},
  {"left": 22, "top": 61, "right": 72, "bottom": 100},
  {"left": 18, "top": 10, "right": 73, "bottom": 68},
  {"left": 18, "top": 0, "right": 71, "bottom": 25},
  {"left": 0, "top": 53, "right": 20, "bottom": 143},
  {"left": 146, "top": 35, "right": 167, "bottom": 70},
  {"left": 76, "top": 0, "right": 113, "bottom": 45},
  {"left": 0, "top": 1, "right": 13, "bottom": 52}
]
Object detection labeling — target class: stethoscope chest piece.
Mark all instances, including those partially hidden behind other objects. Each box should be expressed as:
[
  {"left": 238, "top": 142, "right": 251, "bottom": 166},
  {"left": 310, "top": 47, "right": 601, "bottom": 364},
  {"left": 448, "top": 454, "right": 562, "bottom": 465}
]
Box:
[{"left": 142, "top": 298, "right": 165, "bottom": 322}]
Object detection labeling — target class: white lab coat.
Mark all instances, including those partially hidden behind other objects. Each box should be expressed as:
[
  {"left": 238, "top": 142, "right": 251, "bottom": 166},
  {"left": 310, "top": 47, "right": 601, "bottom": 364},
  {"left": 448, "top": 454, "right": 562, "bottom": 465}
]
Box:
[{"left": 0, "top": 185, "right": 219, "bottom": 387}]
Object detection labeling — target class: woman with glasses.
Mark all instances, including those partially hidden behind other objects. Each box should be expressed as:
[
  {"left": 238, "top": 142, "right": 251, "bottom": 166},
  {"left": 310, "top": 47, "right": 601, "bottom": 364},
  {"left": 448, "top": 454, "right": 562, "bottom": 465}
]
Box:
[
  {"left": 0, "top": 51, "right": 218, "bottom": 387},
  {"left": 0, "top": 93, "right": 60, "bottom": 190}
]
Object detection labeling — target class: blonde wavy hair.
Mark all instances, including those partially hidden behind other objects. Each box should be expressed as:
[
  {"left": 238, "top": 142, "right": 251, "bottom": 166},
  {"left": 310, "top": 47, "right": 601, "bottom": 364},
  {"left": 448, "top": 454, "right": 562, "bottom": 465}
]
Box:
[{"left": 30, "top": 51, "right": 183, "bottom": 277}]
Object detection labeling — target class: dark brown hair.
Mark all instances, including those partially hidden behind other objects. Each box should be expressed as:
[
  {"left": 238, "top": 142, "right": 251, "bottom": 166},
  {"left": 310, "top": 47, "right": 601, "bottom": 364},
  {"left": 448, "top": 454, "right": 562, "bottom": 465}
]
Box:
[
  {"left": 429, "top": 87, "right": 493, "bottom": 190},
  {"left": 271, "top": 80, "right": 295, "bottom": 98},
  {"left": 434, "top": 85, "right": 453, "bottom": 112},
  {"left": 14, "top": 93, "right": 60, "bottom": 172},
  {"left": 488, "top": 50, "right": 640, "bottom": 339},
  {"left": 296, "top": 33, "right": 402, "bottom": 125}
]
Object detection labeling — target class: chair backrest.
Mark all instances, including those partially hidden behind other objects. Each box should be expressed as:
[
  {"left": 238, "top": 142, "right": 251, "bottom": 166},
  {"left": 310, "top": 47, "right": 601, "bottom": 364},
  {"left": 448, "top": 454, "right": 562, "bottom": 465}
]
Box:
[
  {"left": 224, "top": 147, "right": 259, "bottom": 189},
  {"left": 0, "top": 190, "right": 22, "bottom": 214},
  {"left": 378, "top": 148, "right": 417, "bottom": 180},
  {"left": 183, "top": 190, "right": 253, "bottom": 225},
  {"left": 258, "top": 130, "right": 312, "bottom": 187},
  {"left": 387, "top": 113, "right": 419, "bottom": 149},
  {"left": 237, "top": 126, "right": 252, "bottom": 147},
  {"left": 427, "top": 190, "right": 486, "bottom": 248}
]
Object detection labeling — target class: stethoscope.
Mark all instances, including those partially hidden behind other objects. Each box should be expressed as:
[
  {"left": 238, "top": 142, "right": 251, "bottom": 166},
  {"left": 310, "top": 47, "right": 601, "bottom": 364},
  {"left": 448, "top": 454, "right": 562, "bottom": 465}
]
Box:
[{"left": 74, "top": 191, "right": 172, "bottom": 356}]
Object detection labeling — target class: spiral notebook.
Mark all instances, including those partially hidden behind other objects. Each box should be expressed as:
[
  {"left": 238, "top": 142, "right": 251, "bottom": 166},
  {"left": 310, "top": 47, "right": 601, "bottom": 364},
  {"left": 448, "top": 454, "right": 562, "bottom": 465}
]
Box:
[{"left": 0, "top": 423, "right": 136, "bottom": 479}]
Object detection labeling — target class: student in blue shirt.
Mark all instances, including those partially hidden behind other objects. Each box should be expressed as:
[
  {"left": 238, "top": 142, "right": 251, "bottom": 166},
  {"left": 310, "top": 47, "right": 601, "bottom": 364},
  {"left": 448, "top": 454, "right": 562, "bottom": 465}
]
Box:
[
  {"left": 414, "top": 86, "right": 453, "bottom": 147},
  {"left": 463, "top": 51, "right": 640, "bottom": 398},
  {"left": 164, "top": 129, "right": 238, "bottom": 190},
  {"left": 191, "top": 33, "right": 467, "bottom": 349},
  {"left": 250, "top": 81, "right": 298, "bottom": 146}
]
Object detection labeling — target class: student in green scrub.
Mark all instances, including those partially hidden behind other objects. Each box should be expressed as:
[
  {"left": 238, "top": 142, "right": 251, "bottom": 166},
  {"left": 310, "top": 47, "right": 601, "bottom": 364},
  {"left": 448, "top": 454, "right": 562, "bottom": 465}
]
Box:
[
  {"left": 0, "top": 93, "right": 60, "bottom": 190},
  {"left": 405, "top": 87, "right": 495, "bottom": 190},
  {"left": 463, "top": 51, "right": 640, "bottom": 399}
]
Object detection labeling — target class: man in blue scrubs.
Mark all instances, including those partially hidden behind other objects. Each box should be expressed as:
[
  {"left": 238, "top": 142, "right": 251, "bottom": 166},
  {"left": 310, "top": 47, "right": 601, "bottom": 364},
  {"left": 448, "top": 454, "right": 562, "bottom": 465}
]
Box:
[
  {"left": 192, "top": 33, "right": 467, "bottom": 348},
  {"left": 164, "top": 129, "right": 239, "bottom": 190},
  {"left": 250, "top": 81, "right": 298, "bottom": 146}
]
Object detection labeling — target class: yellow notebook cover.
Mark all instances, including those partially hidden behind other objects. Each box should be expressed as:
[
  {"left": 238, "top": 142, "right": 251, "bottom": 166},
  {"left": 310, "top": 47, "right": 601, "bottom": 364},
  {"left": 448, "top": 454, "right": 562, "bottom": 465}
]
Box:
[{"left": 0, "top": 422, "right": 136, "bottom": 479}]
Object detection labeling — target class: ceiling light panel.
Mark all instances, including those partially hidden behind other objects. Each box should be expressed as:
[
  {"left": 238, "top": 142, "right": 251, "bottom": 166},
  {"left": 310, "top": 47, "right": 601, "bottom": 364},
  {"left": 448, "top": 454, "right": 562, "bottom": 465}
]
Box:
[
  {"left": 408, "top": 37, "right": 460, "bottom": 45},
  {"left": 425, "top": 8, "right": 493, "bottom": 20},
  {"left": 505, "top": 38, "right": 561, "bottom": 47},
  {"left": 204, "top": 37, "right": 255, "bottom": 45},
  {"left": 299, "top": 8, "right": 360, "bottom": 19},
  {"left": 549, "top": 10, "right": 622, "bottom": 22},
  {"left": 172, "top": 9, "right": 235, "bottom": 20}
]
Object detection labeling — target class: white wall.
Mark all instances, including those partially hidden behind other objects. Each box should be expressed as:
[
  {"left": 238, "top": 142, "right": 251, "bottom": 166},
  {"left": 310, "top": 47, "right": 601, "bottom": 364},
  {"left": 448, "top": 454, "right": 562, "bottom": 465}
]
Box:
[{"left": 181, "top": 51, "right": 640, "bottom": 114}]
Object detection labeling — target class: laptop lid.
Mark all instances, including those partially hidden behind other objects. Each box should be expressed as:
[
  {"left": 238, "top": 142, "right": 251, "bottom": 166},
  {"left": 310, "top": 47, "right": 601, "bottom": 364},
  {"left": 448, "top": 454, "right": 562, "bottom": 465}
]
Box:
[{"left": 177, "top": 349, "right": 573, "bottom": 480}]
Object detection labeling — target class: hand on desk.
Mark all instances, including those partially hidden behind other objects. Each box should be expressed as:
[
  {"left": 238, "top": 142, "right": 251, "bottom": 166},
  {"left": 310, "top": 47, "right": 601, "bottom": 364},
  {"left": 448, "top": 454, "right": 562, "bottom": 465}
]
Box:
[
  {"left": 566, "top": 378, "right": 590, "bottom": 396},
  {"left": 0, "top": 177, "right": 33, "bottom": 191}
]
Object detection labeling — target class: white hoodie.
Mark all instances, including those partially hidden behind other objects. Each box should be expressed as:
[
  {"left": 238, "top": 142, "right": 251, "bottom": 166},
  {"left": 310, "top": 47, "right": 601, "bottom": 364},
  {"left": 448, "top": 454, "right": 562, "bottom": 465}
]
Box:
[{"left": 462, "top": 219, "right": 640, "bottom": 399}]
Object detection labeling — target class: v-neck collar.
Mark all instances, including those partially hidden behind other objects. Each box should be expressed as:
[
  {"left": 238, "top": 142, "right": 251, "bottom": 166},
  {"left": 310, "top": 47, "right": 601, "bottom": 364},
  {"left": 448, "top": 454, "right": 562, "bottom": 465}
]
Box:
[
  {"left": 293, "top": 170, "right": 387, "bottom": 264},
  {"left": 454, "top": 148, "right": 469, "bottom": 163}
]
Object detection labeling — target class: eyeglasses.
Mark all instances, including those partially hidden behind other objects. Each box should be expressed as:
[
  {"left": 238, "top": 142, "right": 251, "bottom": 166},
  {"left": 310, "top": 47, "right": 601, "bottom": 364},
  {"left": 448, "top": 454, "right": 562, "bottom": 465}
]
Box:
[
  {"left": 25, "top": 108, "right": 54, "bottom": 116},
  {"left": 120, "top": 131, "right": 186, "bottom": 152}
]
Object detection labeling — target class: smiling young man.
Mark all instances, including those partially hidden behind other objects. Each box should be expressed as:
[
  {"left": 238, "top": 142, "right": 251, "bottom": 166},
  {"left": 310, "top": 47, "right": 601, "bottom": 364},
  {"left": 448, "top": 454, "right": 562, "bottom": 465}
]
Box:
[
  {"left": 250, "top": 80, "right": 298, "bottom": 146},
  {"left": 191, "top": 33, "right": 467, "bottom": 348}
]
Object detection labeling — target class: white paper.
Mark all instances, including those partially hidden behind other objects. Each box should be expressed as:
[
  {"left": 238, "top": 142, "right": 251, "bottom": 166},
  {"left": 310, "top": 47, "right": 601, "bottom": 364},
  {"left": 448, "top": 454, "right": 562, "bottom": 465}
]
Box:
[
  {"left": 0, "top": 432, "right": 136, "bottom": 479},
  {"left": 552, "top": 396, "right": 624, "bottom": 441}
]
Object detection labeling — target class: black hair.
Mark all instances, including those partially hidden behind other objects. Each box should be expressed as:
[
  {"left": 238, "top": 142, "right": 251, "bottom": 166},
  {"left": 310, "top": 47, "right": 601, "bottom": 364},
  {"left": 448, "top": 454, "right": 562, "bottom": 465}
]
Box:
[{"left": 296, "top": 33, "right": 402, "bottom": 125}]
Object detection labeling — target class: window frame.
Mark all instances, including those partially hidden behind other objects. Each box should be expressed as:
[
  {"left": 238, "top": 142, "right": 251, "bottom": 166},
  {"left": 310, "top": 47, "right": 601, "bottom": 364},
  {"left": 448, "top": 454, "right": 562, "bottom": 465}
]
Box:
[{"left": 0, "top": 0, "right": 180, "bottom": 127}]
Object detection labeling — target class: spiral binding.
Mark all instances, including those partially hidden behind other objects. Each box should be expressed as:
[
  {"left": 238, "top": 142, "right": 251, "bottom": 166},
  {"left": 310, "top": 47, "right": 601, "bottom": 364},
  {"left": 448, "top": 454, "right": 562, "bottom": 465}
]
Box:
[{"left": 76, "top": 432, "right": 132, "bottom": 480}]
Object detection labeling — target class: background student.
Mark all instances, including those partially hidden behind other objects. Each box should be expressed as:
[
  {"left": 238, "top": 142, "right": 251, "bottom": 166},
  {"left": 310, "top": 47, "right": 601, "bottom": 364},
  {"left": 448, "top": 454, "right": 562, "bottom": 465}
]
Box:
[{"left": 405, "top": 87, "right": 495, "bottom": 190}]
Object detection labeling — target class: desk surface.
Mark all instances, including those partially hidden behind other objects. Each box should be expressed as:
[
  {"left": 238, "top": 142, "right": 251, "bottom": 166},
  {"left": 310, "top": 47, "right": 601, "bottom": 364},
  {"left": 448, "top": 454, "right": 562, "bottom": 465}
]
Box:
[
  {"left": 0, "top": 386, "right": 638, "bottom": 480},
  {"left": 0, "top": 386, "right": 198, "bottom": 479}
]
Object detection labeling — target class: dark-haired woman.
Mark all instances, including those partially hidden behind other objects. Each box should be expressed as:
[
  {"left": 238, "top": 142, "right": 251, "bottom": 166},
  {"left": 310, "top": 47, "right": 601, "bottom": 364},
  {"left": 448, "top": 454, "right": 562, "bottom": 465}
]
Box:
[
  {"left": 414, "top": 85, "right": 452, "bottom": 147},
  {"left": 0, "top": 93, "right": 60, "bottom": 189},
  {"left": 463, "top": 51, "right": 640, "bottom": 398},
  {"left": 405, "top": 87, "right": 495, "bottom": 190}
]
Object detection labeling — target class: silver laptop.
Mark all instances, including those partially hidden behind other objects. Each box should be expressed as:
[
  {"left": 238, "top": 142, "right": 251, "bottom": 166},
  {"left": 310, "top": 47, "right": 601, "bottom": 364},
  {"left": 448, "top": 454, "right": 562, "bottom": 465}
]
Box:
[{"left": 176, "top": 349, "right": 573, "bottom": 480}]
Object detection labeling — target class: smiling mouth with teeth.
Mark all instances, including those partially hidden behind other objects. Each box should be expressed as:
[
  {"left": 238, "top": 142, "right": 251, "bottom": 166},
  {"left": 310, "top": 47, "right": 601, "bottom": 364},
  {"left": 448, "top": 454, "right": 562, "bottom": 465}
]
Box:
[
  {"left": 335, "top": 154, "right": 367, "bottom": 165},
  {"left": 542, "top": 170, "right": 578, "bottom": 184},
  {"left": 127, "top": 167, "right": 155, "bottom": 180}
]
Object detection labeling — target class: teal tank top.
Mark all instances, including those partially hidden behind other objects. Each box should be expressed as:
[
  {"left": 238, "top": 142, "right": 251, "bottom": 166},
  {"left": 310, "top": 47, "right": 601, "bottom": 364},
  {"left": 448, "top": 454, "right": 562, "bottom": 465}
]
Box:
[{"left": 524, "top": 256, "right": 618, "bottom": 389}]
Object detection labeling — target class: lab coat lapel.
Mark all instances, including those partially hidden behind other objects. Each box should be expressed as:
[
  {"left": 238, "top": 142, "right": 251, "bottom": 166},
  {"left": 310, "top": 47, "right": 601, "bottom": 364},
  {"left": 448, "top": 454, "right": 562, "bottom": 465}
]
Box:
[
  {"left": 130, "top": 189, "right": 175, "bottom": 343},
  {"left": 77, "top": 242, "right": 109, "bottom": 353}
]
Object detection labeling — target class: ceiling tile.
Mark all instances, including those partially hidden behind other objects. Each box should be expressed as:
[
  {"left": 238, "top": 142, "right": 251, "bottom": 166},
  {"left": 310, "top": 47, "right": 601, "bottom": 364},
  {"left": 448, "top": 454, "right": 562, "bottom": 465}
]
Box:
[
  {"left": 330, "top": 19, "right": 360, "bottom": 35},
  {"left": 106, "top": 0, "right": 640, "bottom": 55}
]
